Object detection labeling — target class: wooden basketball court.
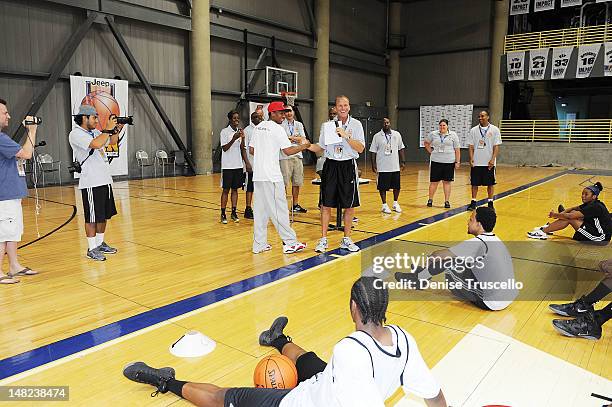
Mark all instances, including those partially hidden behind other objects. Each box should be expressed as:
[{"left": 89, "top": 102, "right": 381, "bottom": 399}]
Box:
[{"left": 0, "top": 164, "right": 610, "bottom": 406}]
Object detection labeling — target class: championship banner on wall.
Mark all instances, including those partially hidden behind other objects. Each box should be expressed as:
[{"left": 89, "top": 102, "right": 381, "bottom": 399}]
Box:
[
  {"left": 576, "top": 43, "right": 601, "bottom": 79},
  {"left": 551, "top": 47, "right": 573, "bottom": 79},
  {"left": 561, "top": 0, "right": 582, "bottom": 6},
  {"left": 534, "top": 0, "right": 554, "bottom": 12},
  {"left": 419, "top": 104, "right": 473, "bottom": 149},
  {"left": 510, "top": 0, "right": 531, "bottom": 15},
  {"left": 528, "top": 48, "right": 549, "bottom": 80},
  {"left": 69, "top": 75, "right": 129, "bottom": 176},
  {"left": 507, "top": 51, "right": 526, "bottom": 81},
  {"left": 604, "top": 42, "right": 612, "bottom": 76}
]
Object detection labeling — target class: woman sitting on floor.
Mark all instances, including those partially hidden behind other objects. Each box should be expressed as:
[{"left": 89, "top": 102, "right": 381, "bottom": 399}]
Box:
[{"left": 527, "top": 182, "right": 612, "bottom": 244}]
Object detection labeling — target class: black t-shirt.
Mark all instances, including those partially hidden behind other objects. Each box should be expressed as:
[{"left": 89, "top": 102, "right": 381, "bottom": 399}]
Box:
[{"left": 578, "top": 200, "right": 612, "bottom": 240}]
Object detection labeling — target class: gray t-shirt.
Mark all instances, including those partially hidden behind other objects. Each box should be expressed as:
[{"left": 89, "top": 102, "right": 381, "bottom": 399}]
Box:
[
  {"left": 68, "top": 127, "right": 113, "bottom": 189},
  {"left": 449, "top": 233, "right": 517, "bottom": 310},
  {"left": 317, "top": 116, "right": 365, "bottom": 161},
  {"left": 467, "top": 124, "right": 502, "bottom": 167},
  {"left": 369, "top": 130, "right": 405, "bottom": 172},
  {"left": 280, "top": 119, "right": 304, "bottom": 159},
  {"left": 424, "top": 130, "right": 460, "bottom": 164}
]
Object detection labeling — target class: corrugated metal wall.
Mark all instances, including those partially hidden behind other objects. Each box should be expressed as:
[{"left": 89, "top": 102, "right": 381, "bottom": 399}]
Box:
[
  {"left": 0, "top": 0, "right": 387, "bottom": 182},
  {"left": 398, "top": 0, "right": 493, "bottom": 162}
]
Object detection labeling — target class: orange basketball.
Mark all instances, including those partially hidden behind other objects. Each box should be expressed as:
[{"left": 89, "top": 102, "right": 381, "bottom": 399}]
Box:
[
  {"left": 80, "top": 90, "right": 120, "bottom": 131},
  {"left": 253, "top": 354, "right": 298, "bottom": 389}
]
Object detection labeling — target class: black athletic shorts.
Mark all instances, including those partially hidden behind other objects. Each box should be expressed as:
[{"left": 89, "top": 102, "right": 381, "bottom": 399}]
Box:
[
  {"left": 377, "top": 171, "right": 401, "bottom": 191},
  {"left": 321, "top": 159, "right": 360, "bottom": 208},
  {"left": 222, "top": 168, "right": 244, "bottom": 190},
  {"left": 429, "top": 161, "right": 455, "bottom": 182},
  {"left": 470, "top": 166, "right": 496, "bottom": 186},
  {"left": 244, "top": 171, "right": 254, "bottom": 193},
  {"left": 81, "top": 184, "right": 117, "bottom": 224},
  {"left": 224, "top": 352, "right": 327, "bottom": 407},
  {"left": 445, "top": 268, "right": 490, "bottom": 311},
  {"left": 573, "top": 222, "right": 611, "bottom": 245}
]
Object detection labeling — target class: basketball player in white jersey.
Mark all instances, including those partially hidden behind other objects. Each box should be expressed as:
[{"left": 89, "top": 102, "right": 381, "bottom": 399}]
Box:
[{"left": 123, "top": 276, "right": 448, "bottom": 407}]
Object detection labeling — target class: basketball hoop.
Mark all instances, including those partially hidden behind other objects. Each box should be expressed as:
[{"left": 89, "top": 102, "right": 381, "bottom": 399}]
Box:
[{"left": 282, "top": 92, "right": 297, "bottom": 107}]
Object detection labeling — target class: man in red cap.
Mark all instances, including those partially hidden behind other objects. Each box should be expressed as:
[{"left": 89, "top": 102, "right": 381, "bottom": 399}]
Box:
[{"left": 248, "top": 101, "right": 311, "bottom": 254}]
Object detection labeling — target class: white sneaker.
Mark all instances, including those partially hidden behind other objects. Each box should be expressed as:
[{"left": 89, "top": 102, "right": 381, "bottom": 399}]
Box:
[
  {"left": 535, "top": 223, "right": 553, "bottom": 235},
  {"left": 253, "top": 244, "right": 272, "bottom": 254},
  {"left": 527, "top": 229, "right": 548, "bottom": 240},
  {"left": 392, "top": 202, "right": 402, "bottom": 213},
  {"left": 315, "top": 238, "right": 328, "bottom": 253},
  {"left": 340, "top": 237, "right": 360, "bottom": 252},
  {"left": 283, "top": 242, "right": 306, "bottom": 254},
  {"left": 381, "top": 203, "right": 392, "bottom": 214}
]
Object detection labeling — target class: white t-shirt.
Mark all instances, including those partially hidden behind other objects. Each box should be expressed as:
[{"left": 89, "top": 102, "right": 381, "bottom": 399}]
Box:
[
  {"left": 369, "top": 130, "right": 405, "bottom": 172},
  {"left": 317, "top": 116, "right": 365, "bottom": 161},
  {"left": 467, "top": 124, "right": 502, "bottom": 167},
  {"left": 243, "top": 124, "right": 255, "bottom": 169},
  {"left": 249, "top": 121, "right": 292, "bottom": 183},
  {"left": 424, "top": 131, "right": 460, "bottom": 164},
  {"left": 449, "top": 233, "right": 517, "bottom": 311},
  {"left": 280, "top": 326, "right": 441, "bottom": 407},
  {"left": 280, "top": 119, "right": 305, "bottom": 159},
  {"left": 68, "top": 126, "right": 113, "bottom": 190},
  {"left": 220, "top": 125, "right": 244, "bottom": 170}
]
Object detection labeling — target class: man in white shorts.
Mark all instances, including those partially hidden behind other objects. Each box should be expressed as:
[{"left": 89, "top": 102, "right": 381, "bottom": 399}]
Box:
[{"left": 0, "top": 98, "right": 39, "bottom": 284}]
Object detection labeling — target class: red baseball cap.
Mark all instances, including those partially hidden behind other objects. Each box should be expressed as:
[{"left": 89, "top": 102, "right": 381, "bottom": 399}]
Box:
[{"left": 268, "top": 101, "right": 290, "bottom": 113}]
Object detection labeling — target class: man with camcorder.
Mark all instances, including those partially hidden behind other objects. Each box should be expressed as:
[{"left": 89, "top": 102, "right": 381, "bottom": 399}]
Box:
[{"left": 69, "top": 105, "right": 121, "bottom": 261}]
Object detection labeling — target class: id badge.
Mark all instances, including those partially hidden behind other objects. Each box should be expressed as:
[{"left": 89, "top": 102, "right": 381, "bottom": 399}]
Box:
[
  {"left": 333, "top": 145, "right": 343, "bottom": 159},
  {"left": 384, "top": 143, "right": 392, "bottom": 156},
  {"left": 17, "top": 159, "right": 26, "bottom": 177},
  {"left": 477, "top": 139, "right": 486, "bottom": 149},
  {"left": 436, "top": 146, "right": 445, "bottom": 154}
]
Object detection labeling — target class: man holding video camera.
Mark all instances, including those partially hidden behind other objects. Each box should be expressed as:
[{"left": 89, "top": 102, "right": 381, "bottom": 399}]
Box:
[{"left": 69, "top": 105, "right": 120, "bottom": 261}]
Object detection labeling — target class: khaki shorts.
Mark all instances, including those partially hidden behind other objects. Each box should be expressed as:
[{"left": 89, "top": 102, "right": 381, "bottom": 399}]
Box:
[
  {"left": 279, "top": 156, "right": 304, "bottom": 187},
  {"left": 0, "top": 199, "right": 24, "bottom": 242}
]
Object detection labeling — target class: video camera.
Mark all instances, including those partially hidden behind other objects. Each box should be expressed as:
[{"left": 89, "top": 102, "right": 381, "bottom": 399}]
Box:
[
  {"left": 115, "top": 116, "right": 134, "bottom": 126},
  {"left": 24, "top": 116, "right": 42, "bottom": 125}
]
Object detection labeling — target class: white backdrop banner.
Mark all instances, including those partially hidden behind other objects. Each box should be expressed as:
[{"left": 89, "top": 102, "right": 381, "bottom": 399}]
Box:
[
  {"left": 510, "top": 0, "right": 531, "bottom": 15},
  {"left": 550, "top": 47, "right": 573, "bottom": 79},
  {"left": 249, "top": 102, "right": 270, "bottom": 122},
  {"left": 69, "top": 75, "right": 129, "bottom": 177},
  {"left": 507, "top": 51, "right": 526, "bottom": 81},
  {"left": 419, "top": 105, "right": 473, "bottom": 149},
  {"left": 576, "top": 43, "right": 602, "bottom": 78},
  {"left": 534, "top": 0, "right": 555, "bottom": 11},
  {"left": 528, "top": 48, "right": 549, "bottom": 80},
  {"left": 561, "top": 0, "right": 582, "bottom": 6},
  {"left": 605, "top": 42, "right": 612, "bottom": 77}
]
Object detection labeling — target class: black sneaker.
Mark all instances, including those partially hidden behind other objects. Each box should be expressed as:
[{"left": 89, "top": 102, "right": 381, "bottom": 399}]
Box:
[
  {"left": 394, "top": 271, "right": 425, "bottom": 290},
  {"left": 467, "top": 201, "right": 477, "bottom": 211},
  {"left": 552, "top": 311, "right": 602, "bottom": 340},
  {"left": 426, "top": 199, "right": 433, "bottom": 207},
  {"left": 220, "top": 213, "right": 228, "bottom": 224},
  {"left": 487, "top": 201, "right": 494, "bottom": 210},
  {"left": 244, "top": 207, "right": 254, "bottom": 219},
  {"left": 259, "top": 316, "right": 289, "bottom": 346},
  {"left": 231, "top": 212, "right": 239, "bottom": 223},
  {"left": 549, "top": 296, "right": 593, "bottom": 317},
  {"left": 123, "top": 362, "right": 176, "bottom": 396},
  {"left": 444, "top": 201, "right": 451, "bottom": 209},
  {"left": 558, "top": 204, "right": 565, "bottom": 213},
  {"left": 292, "top": 204, "right": 307, "bottom": 213}
]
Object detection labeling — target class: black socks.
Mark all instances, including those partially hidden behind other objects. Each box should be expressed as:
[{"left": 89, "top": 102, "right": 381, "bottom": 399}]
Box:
[
  {"left": 271, "top": 336, "right": 291, "bottom": 353},
  {"left": 166, "top": 379, "right": 187, "bottom": 398}
]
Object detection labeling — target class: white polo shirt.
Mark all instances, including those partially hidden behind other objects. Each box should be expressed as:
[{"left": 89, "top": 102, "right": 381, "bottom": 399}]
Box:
[
  {"left": 317, "top": 116, "right": 365, "bottom": 161},
  {"left": 243, "top": 124, "right": 255, "bottom": 169},
  {"left": 279, "top": 325, "right": 441, "bottom": 407},
  {"left": 249, "top": 120, "right": 291, "bottom": 183},
  {"left": 220, "top": 125, "right": 244, "bottom": 170},
  {"left": 369, "top": 129, "right": 405, "bottom": 172},
  {"left": 68, "top": 126, "right": 113, "bottom": 189},
  {"left": 467, "top": 124, "right": 502, "bottom": 167},
  {"left": 424, "top": 130, "right": 460, "bottom": 164},
  {"left": 280, "top": 119, "right": 304, "bottom": 160}
]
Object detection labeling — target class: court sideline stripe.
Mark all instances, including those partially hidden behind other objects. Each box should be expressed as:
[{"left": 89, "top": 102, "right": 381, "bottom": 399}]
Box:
[{"left": 0, "top": 170, "right": 568, "bottom": 380}]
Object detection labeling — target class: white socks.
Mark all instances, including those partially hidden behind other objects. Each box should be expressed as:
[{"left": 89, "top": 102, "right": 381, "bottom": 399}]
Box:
[
  {"left": 96, "top": 233, "right": 104, "bottom": 246},
  {"left": 87, "top": 237, "right": 97, "bottom": 251}
]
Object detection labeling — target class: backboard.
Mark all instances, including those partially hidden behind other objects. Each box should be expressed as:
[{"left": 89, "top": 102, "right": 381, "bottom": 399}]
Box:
[{"left": 266, "top": 66, "right": 298, "bottom": 97}]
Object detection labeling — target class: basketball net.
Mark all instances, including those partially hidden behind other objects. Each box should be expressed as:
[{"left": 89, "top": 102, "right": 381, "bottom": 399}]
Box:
[{"left": 282, "top": 92, "right": 297, "bottom": 107}]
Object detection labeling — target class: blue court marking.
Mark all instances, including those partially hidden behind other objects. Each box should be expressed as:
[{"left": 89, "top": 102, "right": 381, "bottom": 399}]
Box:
[{"left": 0, "top": 170, "right": 569, "bottom": 380}]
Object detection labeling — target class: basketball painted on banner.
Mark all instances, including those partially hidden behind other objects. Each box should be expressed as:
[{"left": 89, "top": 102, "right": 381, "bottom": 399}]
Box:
[{"left": 80, "top": 90, "right": 120, "bottom": 131}]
